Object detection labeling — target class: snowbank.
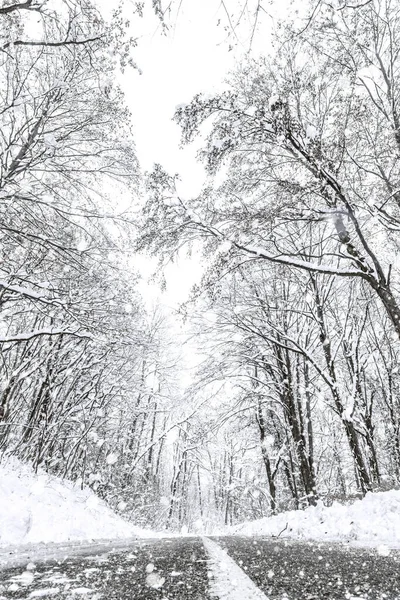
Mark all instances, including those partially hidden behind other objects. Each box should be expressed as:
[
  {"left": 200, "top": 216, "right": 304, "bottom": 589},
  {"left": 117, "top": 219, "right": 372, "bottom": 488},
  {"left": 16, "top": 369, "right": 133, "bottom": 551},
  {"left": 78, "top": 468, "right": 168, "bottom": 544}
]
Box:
[
  {"left": 230, "top": 491, "right": 400, "bottom": 548},
  {"left": 0, "top": 456, "right": 154, "bottom": 546}
]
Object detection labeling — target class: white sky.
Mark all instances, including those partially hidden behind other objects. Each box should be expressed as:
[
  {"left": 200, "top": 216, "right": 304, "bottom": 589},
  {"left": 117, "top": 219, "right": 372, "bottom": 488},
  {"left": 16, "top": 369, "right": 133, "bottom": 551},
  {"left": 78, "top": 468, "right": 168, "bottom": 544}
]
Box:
[
  {"left": 123, "top": 1, "right": 240, "bottom": 196},
  {"left": 121, "top": 1, "right": 237, "bottom": 304},
  {"left": 122, "top": 0, "right": 296, "bottom": 192},
  {"left": 119, "top": 0, "right": 296, "bottom": 306}
]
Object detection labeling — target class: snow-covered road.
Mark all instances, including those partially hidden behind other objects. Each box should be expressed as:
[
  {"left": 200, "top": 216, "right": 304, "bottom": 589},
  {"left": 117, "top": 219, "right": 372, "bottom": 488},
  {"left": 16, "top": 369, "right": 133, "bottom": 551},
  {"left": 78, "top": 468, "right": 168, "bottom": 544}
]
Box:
[{"left": 1, "top": 536, "right": 400, "bottom": 599}]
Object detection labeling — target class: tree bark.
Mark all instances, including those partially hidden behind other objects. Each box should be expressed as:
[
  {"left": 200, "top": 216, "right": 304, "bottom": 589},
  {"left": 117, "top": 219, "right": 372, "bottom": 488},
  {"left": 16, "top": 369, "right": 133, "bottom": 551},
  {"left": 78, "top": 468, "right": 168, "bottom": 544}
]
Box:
[
  {"left": 256, "top": 398, "right": 277, "bottom": 513},
  {"left": 311, "top": 276, "right": 372, "bottom": 494}
]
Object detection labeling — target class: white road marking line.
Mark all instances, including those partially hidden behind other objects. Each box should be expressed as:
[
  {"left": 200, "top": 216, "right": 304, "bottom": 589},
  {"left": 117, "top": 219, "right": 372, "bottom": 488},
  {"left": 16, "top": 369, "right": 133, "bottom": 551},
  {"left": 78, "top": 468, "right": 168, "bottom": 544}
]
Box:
[{"left": 202, "top": 537, "right": 270, "bottom": 600}]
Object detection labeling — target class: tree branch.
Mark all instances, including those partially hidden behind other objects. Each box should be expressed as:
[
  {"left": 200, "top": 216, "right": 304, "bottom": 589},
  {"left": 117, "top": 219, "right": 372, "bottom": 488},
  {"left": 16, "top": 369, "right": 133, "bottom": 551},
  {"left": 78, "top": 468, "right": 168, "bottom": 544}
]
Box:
[
  {"left": 0, "top": 1, "right": 41, "bottom": 15},
  {"left": 0, "top": 329, "right": 91, "bottom": 343},
  {"left": 2, "top": 35, "right": 103, "bottom": 50}
]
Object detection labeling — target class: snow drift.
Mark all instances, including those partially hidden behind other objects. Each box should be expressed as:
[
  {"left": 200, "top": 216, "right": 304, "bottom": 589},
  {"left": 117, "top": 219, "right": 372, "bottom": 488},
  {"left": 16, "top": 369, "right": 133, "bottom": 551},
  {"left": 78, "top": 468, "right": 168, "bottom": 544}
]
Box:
[
  {"left": 230, "top": 490, "right": 400, "bottom": 548},
  {"left": 0, "top": 456, "right": 153, "bottom": 545}
]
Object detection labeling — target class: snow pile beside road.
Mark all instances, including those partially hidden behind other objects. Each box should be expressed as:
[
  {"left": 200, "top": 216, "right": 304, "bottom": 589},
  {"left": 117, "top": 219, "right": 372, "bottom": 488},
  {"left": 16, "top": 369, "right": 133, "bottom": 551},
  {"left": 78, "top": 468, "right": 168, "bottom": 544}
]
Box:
[
  {"left": 231, "top": 490, "right": 400, "bottom": 547},
  {"left": 0, "top": 456, "right": 153, "bottom": 545}
]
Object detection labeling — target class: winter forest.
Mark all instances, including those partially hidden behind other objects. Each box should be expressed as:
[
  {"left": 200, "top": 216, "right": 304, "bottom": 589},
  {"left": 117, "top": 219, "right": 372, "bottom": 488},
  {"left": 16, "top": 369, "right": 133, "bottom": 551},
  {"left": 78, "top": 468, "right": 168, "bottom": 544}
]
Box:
[{"left": 1, "top": 0, "right": 400, "bottom": 535}]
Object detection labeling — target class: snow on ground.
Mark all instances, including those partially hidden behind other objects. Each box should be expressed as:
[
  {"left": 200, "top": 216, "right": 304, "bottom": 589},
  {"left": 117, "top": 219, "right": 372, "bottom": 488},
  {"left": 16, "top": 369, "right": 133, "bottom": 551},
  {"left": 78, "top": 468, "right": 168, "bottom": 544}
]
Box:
[
  {"left": 0, "top": 456, "right": 155, "bottom": 546},
  {"left": 203, "top": 537, "right": 268, "bottom": 600},
  {"left": 229, "top": 490, "right": 400, "bottom": 549}
]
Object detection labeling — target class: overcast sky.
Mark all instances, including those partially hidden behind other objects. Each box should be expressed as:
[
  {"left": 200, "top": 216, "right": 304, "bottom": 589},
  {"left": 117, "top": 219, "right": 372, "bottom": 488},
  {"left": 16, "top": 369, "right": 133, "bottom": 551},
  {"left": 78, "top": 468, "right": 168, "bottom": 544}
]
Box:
[
  {"left": 120, "top": 1, "right": 234, "bottom": 303},
  {"left": 123, "top": 0, "right": 297, "bottom": 183},
  {"left": 123, "top": 1, "right": 240, "bottom": 196},
  {"left": 120, "top": 0, "right": 295, "bottom": 306}
]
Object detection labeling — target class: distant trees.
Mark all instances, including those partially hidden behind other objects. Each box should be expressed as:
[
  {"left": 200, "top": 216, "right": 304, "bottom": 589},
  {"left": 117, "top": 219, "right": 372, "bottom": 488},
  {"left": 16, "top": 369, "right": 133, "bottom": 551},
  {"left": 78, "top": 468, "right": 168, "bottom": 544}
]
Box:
[{"left": 158, "top": 258, "right": 399, "bottom": 527}]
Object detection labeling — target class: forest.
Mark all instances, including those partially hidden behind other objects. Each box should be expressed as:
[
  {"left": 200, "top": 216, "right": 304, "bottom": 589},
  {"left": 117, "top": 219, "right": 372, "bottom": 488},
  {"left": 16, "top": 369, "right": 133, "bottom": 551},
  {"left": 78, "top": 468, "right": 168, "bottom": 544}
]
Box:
[{"left": 1, "top": 0, "right": 400, "bottom": 533}]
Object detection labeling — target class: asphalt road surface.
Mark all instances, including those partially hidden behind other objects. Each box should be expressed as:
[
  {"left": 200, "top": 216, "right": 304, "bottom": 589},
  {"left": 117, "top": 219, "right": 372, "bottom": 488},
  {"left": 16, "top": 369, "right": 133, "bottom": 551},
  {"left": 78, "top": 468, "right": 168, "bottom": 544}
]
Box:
[{"left": 1, "top": 536, "right": 400, "bottom": 599}]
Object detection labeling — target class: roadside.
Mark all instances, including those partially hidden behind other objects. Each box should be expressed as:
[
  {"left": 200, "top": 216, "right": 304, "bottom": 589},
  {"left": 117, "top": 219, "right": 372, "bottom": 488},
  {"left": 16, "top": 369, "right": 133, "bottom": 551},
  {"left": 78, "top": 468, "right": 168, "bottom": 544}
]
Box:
[
  {"left": 0, "top": 538, "right": 146, "bottom": 570},
  {"left": 2, "top": 453, "right": 400, "bottom": 576},
  {"left": 0, "top": 456, "right": 157, "bottom": 547},
  {"left": 225, "top": 491, "right": 400, "bottom": 551}
]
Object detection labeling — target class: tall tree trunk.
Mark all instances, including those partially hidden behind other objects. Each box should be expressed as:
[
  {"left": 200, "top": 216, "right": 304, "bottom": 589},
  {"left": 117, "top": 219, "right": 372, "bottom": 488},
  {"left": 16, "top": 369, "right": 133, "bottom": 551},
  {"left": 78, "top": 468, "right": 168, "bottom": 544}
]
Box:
[
  {"left": 275, "top": 343, "right": 318, "bottom": 505},
  {"left": 311, "top": 276, "right": 372, "bottom": 494},
  {"left": 256, "top": 397, "right": 277, "bottom": 513},
  {"left": 197, "top": 464, "right": 203, "bottom": 518}
]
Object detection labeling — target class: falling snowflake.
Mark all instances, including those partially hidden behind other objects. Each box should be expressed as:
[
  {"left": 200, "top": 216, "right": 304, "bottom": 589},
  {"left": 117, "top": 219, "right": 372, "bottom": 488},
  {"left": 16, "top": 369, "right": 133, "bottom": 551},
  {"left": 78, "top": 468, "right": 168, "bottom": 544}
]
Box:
[
  {"left": 106, "top": 453, "right": 118, "bottom": 465},
  {"left": 146, "top": 572, "right": 165, "bottom": 589},
  {"left": 146, "top": 563, "right": 155, "bottom": 574}
]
